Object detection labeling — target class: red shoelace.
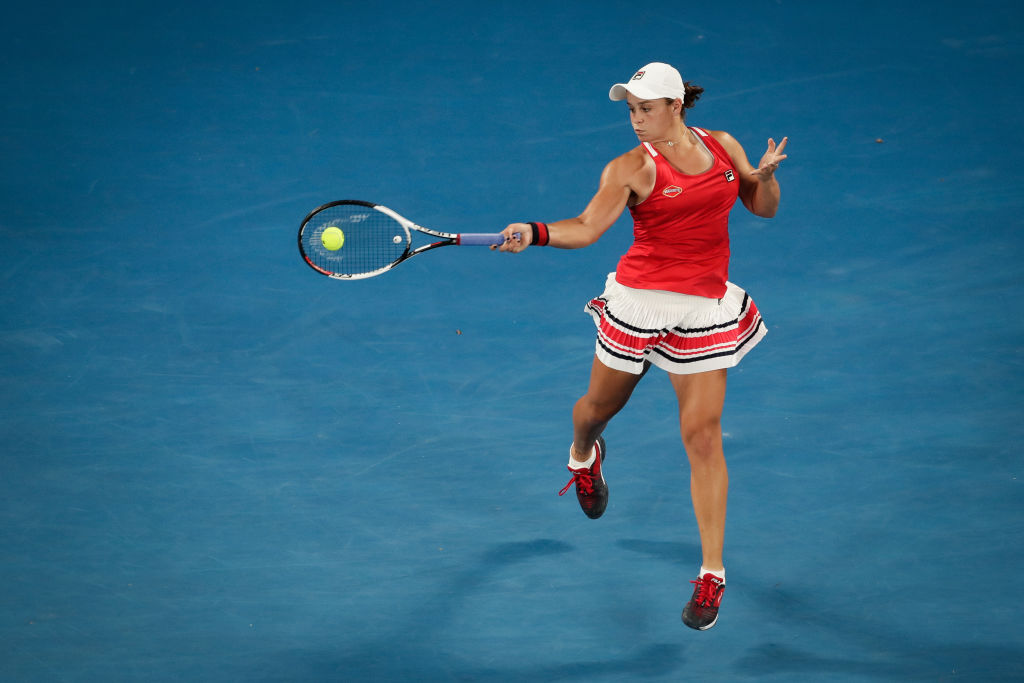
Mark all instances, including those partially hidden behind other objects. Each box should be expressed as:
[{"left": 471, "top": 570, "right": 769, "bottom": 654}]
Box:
[
  {"left": 691, "top": 575, "right": 724, "bottom": 606},
  {"left": 558, "top": 466, "right": 595, "bottom": 496}
]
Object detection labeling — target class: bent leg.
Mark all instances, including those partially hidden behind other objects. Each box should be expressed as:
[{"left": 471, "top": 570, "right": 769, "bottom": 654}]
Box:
[
  {"left": 668, "top": 369, "right": 728, "bottom": 571},
  {"left": 571, "top": 356, "right": 649, "bottom": 462}
]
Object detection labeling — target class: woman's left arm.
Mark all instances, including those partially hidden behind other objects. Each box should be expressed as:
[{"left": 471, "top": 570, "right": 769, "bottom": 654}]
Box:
[{"left": 709, "top": 131, "right": 787, "bottom": 218}]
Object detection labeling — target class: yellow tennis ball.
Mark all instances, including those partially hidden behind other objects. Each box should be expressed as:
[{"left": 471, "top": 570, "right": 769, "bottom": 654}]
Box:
[{"left": 321, "top": 226, "right": 345, "bottom": 251}]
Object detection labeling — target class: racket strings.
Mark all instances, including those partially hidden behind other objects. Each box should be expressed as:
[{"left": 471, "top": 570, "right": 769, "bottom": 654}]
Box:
[{"left": 303, "top": 204, "right": 408, "bottom": 276}]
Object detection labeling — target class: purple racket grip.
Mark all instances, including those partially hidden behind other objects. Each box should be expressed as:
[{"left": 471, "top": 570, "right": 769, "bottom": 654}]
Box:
[{"left": 456, "top": 232, "right": 520, "bottom": 246}]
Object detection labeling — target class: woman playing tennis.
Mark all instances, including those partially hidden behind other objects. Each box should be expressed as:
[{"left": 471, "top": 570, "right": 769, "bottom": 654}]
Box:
[{"left": 497, "top": 62, "right": 787, "bottom": 630}]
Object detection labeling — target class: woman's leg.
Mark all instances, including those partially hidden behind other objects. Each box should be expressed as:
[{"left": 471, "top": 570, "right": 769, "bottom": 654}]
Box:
[
  {"left": 571, "top": 356, "right": 649, "bottom": 461},
  {"left": 668, "top": 368, "right": 728, "bottom": 571}
]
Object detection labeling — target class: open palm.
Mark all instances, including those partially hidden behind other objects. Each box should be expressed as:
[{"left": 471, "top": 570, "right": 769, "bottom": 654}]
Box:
[{"left": 751, "top": 137, "right": 788, "bottom": 180}]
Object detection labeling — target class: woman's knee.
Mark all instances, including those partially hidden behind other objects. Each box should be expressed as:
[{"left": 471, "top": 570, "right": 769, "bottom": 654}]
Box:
[
  {"left": 575, "top": 392, "right": 626, "bottom": 424},
  {"left": 679, "top": 415, "right": 722, "bottom": 458}
]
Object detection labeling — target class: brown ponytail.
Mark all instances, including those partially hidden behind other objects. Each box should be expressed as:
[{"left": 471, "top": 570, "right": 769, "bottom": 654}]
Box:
[
  {"left": 664, "top": 82, "right": 704, "bottom": 121},
  {"left": 683, "top": 81, "right": 704, "bottom": 109}
]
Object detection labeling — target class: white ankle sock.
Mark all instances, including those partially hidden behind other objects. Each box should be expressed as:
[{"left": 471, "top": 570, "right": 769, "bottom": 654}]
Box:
[
  {"left": 568, "top": 444, "right": 596, "bottom": 469},
  {"left": 700, "top": 566, "right": 725, "bottom": 582}
]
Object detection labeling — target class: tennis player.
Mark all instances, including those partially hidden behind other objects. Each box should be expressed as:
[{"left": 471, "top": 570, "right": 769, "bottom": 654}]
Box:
[{"left": 497, "top": 62, "right": 786, "bottom": 630}]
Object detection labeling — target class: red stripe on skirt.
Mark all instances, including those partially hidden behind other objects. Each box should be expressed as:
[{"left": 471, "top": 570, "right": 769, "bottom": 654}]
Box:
[{"left": 592, "top": 296, "right": 762, "bottom": 361}]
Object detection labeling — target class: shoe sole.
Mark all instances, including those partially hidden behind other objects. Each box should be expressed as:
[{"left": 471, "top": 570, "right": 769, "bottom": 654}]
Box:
[{"left": 684, "top": 614, "right": 718, "bottom": 631}]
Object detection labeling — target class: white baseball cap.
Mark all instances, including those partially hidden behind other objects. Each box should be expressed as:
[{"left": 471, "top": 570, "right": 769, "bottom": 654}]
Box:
[{"left": 609, "top": 62, "right": 686, "bottom": 101}]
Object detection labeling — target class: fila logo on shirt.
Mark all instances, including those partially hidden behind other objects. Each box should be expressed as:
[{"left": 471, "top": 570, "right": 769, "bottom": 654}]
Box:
[{"left": 724, "top": 169, "right": 735, "bottom": 182}]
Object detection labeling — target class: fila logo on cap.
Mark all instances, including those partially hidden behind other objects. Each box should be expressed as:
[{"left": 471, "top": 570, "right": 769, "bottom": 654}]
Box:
[{"left": 631, "top": 70, "right": 645, "bottom": 81}]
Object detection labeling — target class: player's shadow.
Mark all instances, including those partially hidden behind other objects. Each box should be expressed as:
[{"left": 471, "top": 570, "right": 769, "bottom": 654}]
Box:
[
  {"left": 616, "top": 538, "right": 703, "bottom": 567},
  {"left": 256, "top": 537, "right": 688, "bottom": 681},
  {"left": 279, "top": 641, "right": 686, "bottom": 682},
  {"left": 476, "top": 537, "right": 571, "bottom": 565}
]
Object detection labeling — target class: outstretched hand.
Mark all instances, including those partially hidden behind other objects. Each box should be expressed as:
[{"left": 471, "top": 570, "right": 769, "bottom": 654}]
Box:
[{"left": 750, "top": 137, "right": 788, "bottom": 181}]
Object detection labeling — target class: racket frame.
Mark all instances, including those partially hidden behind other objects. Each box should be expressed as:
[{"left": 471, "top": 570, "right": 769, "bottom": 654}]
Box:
[{"left": 298, "top": 200, "right": 504, "bottom": 280}]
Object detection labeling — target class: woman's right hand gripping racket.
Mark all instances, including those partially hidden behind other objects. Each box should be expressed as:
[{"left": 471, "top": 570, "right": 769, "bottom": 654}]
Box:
[{"left": 298, "top": 200, "right": 514, "bottom": 280}]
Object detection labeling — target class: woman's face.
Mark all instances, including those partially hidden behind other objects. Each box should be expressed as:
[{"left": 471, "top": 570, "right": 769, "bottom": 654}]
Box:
[{"left": 626, "top": 93, "right": 680, "bottom": 143}]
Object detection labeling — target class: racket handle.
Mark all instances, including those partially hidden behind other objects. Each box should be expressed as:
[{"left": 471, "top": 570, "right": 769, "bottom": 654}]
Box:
[{"left": 457, "top": 232, "right": 521, "bottom": 246}]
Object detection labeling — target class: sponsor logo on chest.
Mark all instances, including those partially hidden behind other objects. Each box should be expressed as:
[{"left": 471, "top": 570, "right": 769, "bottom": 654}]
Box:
[{"left": 662, "top": 169, "right": 736, "bottom": 198}]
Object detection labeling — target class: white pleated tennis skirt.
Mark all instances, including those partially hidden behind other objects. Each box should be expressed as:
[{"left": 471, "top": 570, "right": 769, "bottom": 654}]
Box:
[{"left": 585, "top": 272, "right": 767, "bottom": 375}]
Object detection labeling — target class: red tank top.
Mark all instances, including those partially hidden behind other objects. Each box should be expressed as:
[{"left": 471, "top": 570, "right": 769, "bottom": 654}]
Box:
[{"left": 615, "top": 126, "right": 739, "bottom": 298}]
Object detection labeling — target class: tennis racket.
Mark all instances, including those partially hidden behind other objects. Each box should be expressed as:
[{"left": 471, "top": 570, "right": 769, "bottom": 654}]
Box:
[{"left": 298, "top": 200, "right": 513, "bottom": 280}]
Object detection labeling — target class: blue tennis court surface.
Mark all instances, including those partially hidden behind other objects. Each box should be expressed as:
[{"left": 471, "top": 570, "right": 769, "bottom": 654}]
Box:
[{"left": 2, "top": 1, "right": 1022, "bottom": 681}]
